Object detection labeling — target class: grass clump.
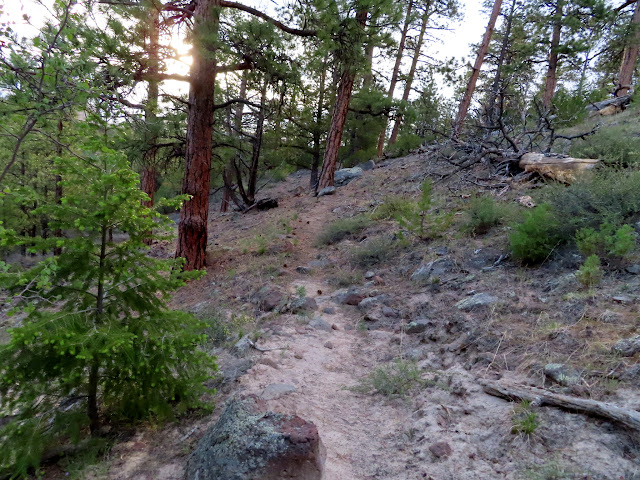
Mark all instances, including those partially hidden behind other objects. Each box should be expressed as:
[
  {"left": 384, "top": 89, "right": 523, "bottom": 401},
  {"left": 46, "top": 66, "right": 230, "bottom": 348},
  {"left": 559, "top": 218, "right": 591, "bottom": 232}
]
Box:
[
  {"left": 510, "top": 204, "right": 562, "bottom": 264},
  {"left": 511, "top": 400, "right": 539, "bottom": 436},
  {"left": 315, "top": 215, "right": 371, "bottom": 246},
  {"left": 329, "top": 269, "right": 362, "bottom": 287},
  {"left": 462, "top": 195, "right": 504, "bottom": 235},
  {"left": 350, "top": 237, "right": 399, "bottom": 267},
  {"left": 353, "top": 360, "right": 423, "bottom": 397},
  {"left": 372, "top": 196, "right": 414, "bottom": 221}
]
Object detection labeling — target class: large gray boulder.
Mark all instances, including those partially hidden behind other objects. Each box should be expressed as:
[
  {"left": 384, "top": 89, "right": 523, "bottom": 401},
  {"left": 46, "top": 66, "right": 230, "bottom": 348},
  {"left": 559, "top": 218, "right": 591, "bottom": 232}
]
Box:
[
  {"left": 334, "top": 167, "right": 363, "bottom": 186},
  {"left": 186, "top": 396, "right": 325, "bottom": 480}
]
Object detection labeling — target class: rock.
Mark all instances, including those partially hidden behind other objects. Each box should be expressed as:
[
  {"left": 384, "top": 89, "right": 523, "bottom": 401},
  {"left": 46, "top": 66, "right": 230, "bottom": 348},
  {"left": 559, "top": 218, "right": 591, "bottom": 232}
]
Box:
[
  {"left": 334, "top": 167, "right": 363, "bottom": 186},
  {"left": 262, "top": 383, "right": 297, "bottom": 400},
  {"left": 322, "top": 307, "right": 336, "bottom": 315},
  {"left": 382, "top": 306, "right": 399, "bottom": 318},
  {"left": 434, "top": 246, "right": 448, "bottom": 256},
  {"left": 357, "top": 159, "right": 376, "bottom": 171},
  {"left": 296, "top": 266, "right": 312, "bottom": 274},
  {"left": 232, "top": 335, "right": 254, "bottom": 358},
  {"left": 186, "top": 397, "right": 324, "bottom": 480},
  {"left": 309, "top": 315, "right": 332, "bottom": 332},
  {"left": 254, "top": 286, "right": 285, "bottom": 312},
  {"left": 544, "top": 363, "right": 581, "bottom": 386},
  {"left": 343, "top": 294, "right": 365, "bottom": 306},
  {"left": 411, "top": 258, "right": 456, "bottom": 283},
  {"left": 599, "top": 309, "right": 622, "bottom": 324},
  {"left": 317, "top": 186, "right": 336, "bottom": 197},
  {"left": 543, "top": 273, "right": 577, "bottom": 293},
  {"left": 331, "top": 287, "right": 364, "bottom": 305},
  {"left": 288, "top": 297, "right": 318, "bottom": 314},
  {"left": 620, "top": 364, "right": 640, "bottom": 382},
  {"left": 331, "top": 324, "right": 340, "bottom": 331},
  {"left": 519, "top": 152, "right": 599, "bottom": 183},
  {"left": 365, "top": 271, "right": 376, "bottom": 279},
  {"left": 294, "top": 351, "right": 304, "bottom": 359},
  {"left": 612, "top": 335, "right": 640, "bottom": 356},
  {"left": 259, "top": 358, "right": 279, "bottom": 370},
  {"left": 406, "top": 319, "right": 431, "bottom": 334},
  {"left": 309, "top": 258, "right": 329, "bottom": 268},
  {"left": 455, "top": 293, "right": 498, "bottom": 311},
  {"left": 612, "top": 295, "right": 633, "bottom": 304},
  {"left": 372, "top": 276, "right": 385, "bottom": 286},
  {"left": 429, "top": 442, "right": 452, "bottom": 459},
  {"left": 324, "top": 341, "right": 334, "bottom": 349},
  {"left": 626, "top": 264, "right": 640, "bottom": 275}
]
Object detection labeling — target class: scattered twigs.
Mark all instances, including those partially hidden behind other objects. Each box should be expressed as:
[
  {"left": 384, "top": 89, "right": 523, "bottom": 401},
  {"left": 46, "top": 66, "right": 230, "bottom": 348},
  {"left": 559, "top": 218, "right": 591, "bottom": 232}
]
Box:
[{"left": 481, "top": 379, "right": 640, "bottom": 432}]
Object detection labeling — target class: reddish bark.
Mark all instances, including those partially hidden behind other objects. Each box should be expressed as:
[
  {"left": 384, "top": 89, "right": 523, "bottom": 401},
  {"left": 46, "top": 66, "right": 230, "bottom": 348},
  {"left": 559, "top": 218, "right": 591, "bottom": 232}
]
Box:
[
  {"left": 317, "top": 9, "right": 368, "bottom": 191},
  {"left": 377, "top": 0, "right": 413, "bottom": 156},
  {"left": 617, "top": 0, "right": 640, "bottom": 96},
  {"left": 452, "top": 0, "right": 503, "bottom": 138},
  {"left": 542, "top": 0, "right": 563, "bottom": 111},
  {"left": 176, "top": 0, "right": 219, "bottom": 271}
]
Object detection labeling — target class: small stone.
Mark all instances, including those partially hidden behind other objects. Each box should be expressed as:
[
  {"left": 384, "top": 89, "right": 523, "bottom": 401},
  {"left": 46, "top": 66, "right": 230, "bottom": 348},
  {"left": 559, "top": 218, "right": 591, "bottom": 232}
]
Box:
[
  {"left": 434, "top": 246, "right": 448, "bottom": 256},
  {"left": 411, "top": 258, "right": 456, "bottom": 283},
  {"left": 626, "top": 264, "right": 640, "bottom": 275},
  {"left": 331, "top": 324, "right": 340, "bottom": 330},
  {"left": 309, "top": 315, "right": 332, "bottom": 332},
  {"left": 429, "top": 442, "right": 452, "bottom": 459},
  {"left": 322, "top": 307, "right": 336, "bottom": 314},
  {"left": 544, "top": 363, "right": 581, "bottom": 386},
  {"left": 365, "top": 271, "right": 376, "bottom": 279},
  {"left": 455, "top": 293, "right": 498, "bottom": 311},
  {"left": 296, "top": 266, "right": 312, "bottom": 274},
  {"left": 612, "top": 335, "right": 640, "bottom": 356},
  {"left": 343, "top": 294, "right": 365, "bottom": 306},
  {"left": 317, "top": 186, "right": 336, "bottom": 197},
  {"left": 406, "top": 319, "right": 431, "bottom": 334},
  {"left": 309, "top": 258, "right": 329, "bottom": 268},
  {"left": 324, "top": 341, "right": 334, "bottom": 349},
  {"left": 294, "top": 351, "right": 304, "bottom": 359},
  {"left": 261, "top": 383, "right": 297, "bottom": 400},
  {"left": 372, "top": 276, "right": 385, "bottom": 286},
  {"left": 288, "top": 297, "right": 318, "bottom": 314}
]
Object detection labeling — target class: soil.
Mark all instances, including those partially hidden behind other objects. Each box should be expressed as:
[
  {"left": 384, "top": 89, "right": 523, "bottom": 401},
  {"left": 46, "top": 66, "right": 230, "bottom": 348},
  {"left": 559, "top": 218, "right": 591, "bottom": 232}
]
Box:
[{"left": 41, "top": 154, "right": 640, "bottom": 479}]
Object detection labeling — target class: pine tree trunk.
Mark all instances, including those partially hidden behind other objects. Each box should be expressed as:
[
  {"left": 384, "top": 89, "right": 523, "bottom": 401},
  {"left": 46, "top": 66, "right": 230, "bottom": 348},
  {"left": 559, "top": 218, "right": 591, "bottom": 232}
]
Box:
[
  {"left": 377, "top": 0, "right": 413, "bottom": 157},
  {"left": 389, "top": 6, "right": 429, "bottom": 145},
  {"left": 222, "top": 71, "right": 247, "bottom": 210},
  {"left": 542, "top": 0, "right": 563, "bottom": 111},
  {"left": 452, "top": 0, "right": 503, "bottom": 138},
  {"left": 311, "top": 59, "right": 327, "bottom": 189},
  {"left": 247, "top": 81, "right": 267, "bottom": 204},
  {"left": 141, "top": 165, "right": 157, "bottom": 210},
  {"left": 176, "top": 0, "right": 219, "bottom": 271},
  {"left": 617, "top": 0, "right": 640, "bottom": 97},
  {"left": 317, "top": 8, "right": 368, "bottom": 191},
  {"left": 485, "top": 0, "right": 516, "bottom": 126}
]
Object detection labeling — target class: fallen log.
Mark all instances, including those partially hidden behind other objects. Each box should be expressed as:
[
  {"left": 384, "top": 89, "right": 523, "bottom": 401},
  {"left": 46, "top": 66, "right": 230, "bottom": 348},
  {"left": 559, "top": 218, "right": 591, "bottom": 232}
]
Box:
[
  {"left": 481, "top": 380, "right": 640, "bottom": 432},
  {"left": 586, "top": 93, "right": 632, "bottom": 112},
  {"left": 519, "top": 153, "right": 598, "bottom": 183}
]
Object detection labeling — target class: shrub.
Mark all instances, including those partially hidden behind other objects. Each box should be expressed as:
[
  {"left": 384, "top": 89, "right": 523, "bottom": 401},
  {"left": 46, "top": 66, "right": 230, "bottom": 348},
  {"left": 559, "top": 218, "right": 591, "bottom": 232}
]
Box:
[
  {"left": 509, "top": 204, "right": 562, "bottom": 264},
  {"left": 575, "top": 223, "right": 636, "bottom": 261},
  {"left": 462, "top": 195, "right": 503, "bottom": 235},
  {"left": 351, "top": 237, "right": 398, "bottom": 267},
  {"left": 511, "top": 400, "right": 539, "bottom": 436},
  {"left": 576, "top": 254, "right": 603, "bottom": 288},
  {"left": 372, "top": 196, "right": 415, "bottom": 221},
  {"left": 570, "top": 128, "right": 640, "bottom": 168},
  {"left": 315, "top": 215, "right": 371, "bottom": 246},
  {"left": 385, "top": 133, "right": 422, "bottom": 158},
  {"left": 353, "top": 360, "right": 423, "bottom": 397}
]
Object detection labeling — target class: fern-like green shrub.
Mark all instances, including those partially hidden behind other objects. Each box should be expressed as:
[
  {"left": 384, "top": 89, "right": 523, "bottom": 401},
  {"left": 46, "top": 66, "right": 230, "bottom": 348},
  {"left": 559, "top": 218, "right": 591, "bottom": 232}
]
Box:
[
  {"left": 0, "top": 143, "right": 216, "bottom": 478},
  {"left": 576, "top": 255, "right": 603, "bottom": 288},
  {"left": 509, "top": 204, "right": 562, "bottom": 264},
  {"left": 575, "top": 223, "right": 636, "bottom": 262}
]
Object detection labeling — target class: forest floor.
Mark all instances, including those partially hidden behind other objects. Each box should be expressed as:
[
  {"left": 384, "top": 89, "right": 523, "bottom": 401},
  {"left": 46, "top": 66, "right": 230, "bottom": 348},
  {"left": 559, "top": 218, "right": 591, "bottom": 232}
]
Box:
[{"left": 45, "top": 151, "right": 640, "bottom": 480}]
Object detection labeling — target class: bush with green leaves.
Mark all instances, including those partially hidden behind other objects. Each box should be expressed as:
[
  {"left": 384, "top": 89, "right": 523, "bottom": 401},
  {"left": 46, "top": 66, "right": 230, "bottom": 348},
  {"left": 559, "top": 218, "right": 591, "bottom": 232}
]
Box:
[
  {"left": 575, "top": 223, "right": 636, "bottom": 262},
  {"left": 570, "top": 128, "right": 640, "bottom": 168},
  {"left": 576, "top": 254, "right": 604, "bottom": 288},
  {"left": 315, "top": 215, "right": 371, "bottom": 246},
  {"left": 509, "top": 204, "right": 562, "bottom": 264},
  {"left": 462, "top": 195, "right": 504, "bottom": 235},
  {"left": 371, "top": 196, "right": 415, "bottom": 221},
  {"left": 0, "top": 143, "right": 216, "bottom": 477},
  {"left": 353, "top": 360, "right": 423, "bottom": 397}
]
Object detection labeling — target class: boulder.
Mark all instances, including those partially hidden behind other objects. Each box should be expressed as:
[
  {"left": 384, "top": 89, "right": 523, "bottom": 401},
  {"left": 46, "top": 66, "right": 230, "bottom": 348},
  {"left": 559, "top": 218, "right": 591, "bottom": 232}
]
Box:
[
  {"left": 186, "top": 397, "right": 325, "bottom": 480},
  {"left": 334, "top": 167, "right": 363, "bottom": 186},
  {"left": 544, "top": 363, "right": 581, "bottom": 386},
  {"left": 411, "top": 258, "right": 456, "bottom": 283},
  {"left": 405, "top": 319, "right": 431, "bottom": 334},
  {"left": 254, "top": 286, "right": 285, "bottom": 312},
  {"left": 317, "top": 186, "right": 336, "bottom": 197},
  {"left": 287, "top": 297, "right": 318, "bottom": 314},
  {"left": 519, "top": 153, "right": 598, "bottom": 183},
  {"left": 309, "top": 315, "right": 332, "bottom": 332},
  {"left": 455, "top": 293, "right": 498, "bottom": 311},
  {"left": 357, "top": 159, "right": 376, "bottom": 171}
]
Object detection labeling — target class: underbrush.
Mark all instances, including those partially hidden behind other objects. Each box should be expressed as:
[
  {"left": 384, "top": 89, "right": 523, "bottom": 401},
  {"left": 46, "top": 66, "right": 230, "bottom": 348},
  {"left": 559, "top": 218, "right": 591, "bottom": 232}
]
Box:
[
  {"left": 350, "top": 237, "right": 402, "bottom": 267},
  {"left": 315, "top": 215, "right": 371, "bottom": 246},
  {"left": 352, "top": 360, "right": 423, "bottom": 397}
]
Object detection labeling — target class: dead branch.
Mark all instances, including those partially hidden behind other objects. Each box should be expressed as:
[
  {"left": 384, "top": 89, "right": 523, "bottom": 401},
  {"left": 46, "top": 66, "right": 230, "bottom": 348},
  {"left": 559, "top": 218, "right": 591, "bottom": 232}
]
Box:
[{"left": 481, "top": 379, "right": 640, "bottom": 432}]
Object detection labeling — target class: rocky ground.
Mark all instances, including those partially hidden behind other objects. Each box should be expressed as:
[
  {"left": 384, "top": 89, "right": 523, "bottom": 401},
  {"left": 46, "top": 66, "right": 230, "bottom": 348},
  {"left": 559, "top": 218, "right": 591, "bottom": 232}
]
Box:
[{"left": 46, "top": 153, "right": 640, "bottom": 479}]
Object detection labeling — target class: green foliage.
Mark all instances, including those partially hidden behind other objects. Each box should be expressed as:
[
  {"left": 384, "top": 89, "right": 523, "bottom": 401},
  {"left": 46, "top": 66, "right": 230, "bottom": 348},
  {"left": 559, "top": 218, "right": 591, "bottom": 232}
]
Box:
[
  {"left": 511, "top": 400, "right": 539, "bottom": 436},
  {"left": 575, "top": 224, "right": 636, "bottom": 261},
  {"left": 353, "top": 360, "right": 423, "bottom": 397},
  {"left": 296, "top": 285, "right": 307, "bottom": 298},
  {"left": 372, "top": 196, "right": 415, "bottom": 221},
  {"left": 462, "top": 195, "right": 504, "bottom": 235},
  {"left": 570, "top": 128, "right": 640, "bottom": 168},
  {"left": 0, "top": 144, "right": 216, "bottom": 478},
  {"left": 509, "top": 204, "right": 562, "bottom": 264},
  {"left": 315, "top": 215, "right": 371, "bottom": 246},
  {"left": 350, "top": 237, "right": 398, "bottom": 267},
  {"left": 576, "top": 254, "right": 603, "bottom": 288},
  {"left": 385, "top": 133, "right": 422, "bottom": 158}
]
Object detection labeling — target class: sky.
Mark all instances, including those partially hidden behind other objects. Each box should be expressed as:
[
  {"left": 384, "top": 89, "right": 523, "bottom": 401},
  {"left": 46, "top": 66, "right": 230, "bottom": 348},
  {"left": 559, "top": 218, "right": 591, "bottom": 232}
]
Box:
[{"left": 0, "top": 0, "right": 488, "bottom": 99}]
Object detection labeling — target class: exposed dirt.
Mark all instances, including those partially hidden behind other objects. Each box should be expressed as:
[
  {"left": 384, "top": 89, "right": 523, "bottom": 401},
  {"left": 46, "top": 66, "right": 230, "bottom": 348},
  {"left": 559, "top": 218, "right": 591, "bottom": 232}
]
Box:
[{"left": 42, "top": 154, "right": 640, "bottom": 479}]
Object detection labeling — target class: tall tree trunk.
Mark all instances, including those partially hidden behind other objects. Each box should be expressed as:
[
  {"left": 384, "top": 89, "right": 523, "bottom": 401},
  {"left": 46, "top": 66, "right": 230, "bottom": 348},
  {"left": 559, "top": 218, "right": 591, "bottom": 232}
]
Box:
[
  {"left": 452, "top": 0, "right": 503, "bottom": 138},
  {"left": 221, "top": 71, "right": 247, "bottom": 211},
  {"left": 247, "top": 81, "right": 267, "bottom": 204},
  {"left": 317, "top": 8, "right": 368, "bottom": 191},
  {"left": 617, "top": 0, "right": 640, "bottom": 96},
  {"left": 311, "top": 58, "right": 327, "bottom": 189},
  {"left": 389, "top": 6, "right": 429, "bottom": 145},
  {"left": 176, "top": 0, "right": 219, "bottom": 271},
  {"left": 485, "top": 0, "right": 516, "bottom": 126},
  {"left": 377, "top": 0, "right": 413, "bottom": 157},
  {"left": 542, "top": 0, "right": 563, "bottom": 111}
]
